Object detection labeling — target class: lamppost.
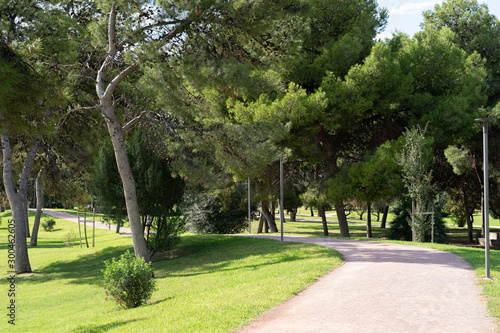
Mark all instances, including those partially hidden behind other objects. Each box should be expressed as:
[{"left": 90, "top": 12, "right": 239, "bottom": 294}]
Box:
[
  {"left": 475, "top": 118, "right": 494, "bottom": 279},
  {"left": 280, "top": 158, "right": 284, "bottom": 242}
]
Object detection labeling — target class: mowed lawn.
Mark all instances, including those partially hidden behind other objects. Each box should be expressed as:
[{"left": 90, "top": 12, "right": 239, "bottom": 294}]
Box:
[{"left": 0, "top": 211, "right": 342, "bottom": 333}]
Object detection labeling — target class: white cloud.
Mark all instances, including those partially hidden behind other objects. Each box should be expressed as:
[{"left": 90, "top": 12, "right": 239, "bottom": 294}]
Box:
[{"left": 390, "top": 1, "right": 441, "bottom": 16}]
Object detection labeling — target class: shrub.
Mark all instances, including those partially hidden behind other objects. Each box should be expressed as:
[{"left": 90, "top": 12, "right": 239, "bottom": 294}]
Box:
[
  {"left": 146, "top": 213, "right": 186, "bottom": 258},
  {"left": 390, "top": 200, "right": 448, "bottom": 243},
  {"left": 64, "top": 231, "right": 77, "bottom": 247},
  {"left": 41, "top": 217, "right": 56, "bottom": 232},
  {"left": 182, "top": 186, "right": 248, "bottom": 235},
  {"left": 102, "top": 251, "right": 156, "bottom": 309}
]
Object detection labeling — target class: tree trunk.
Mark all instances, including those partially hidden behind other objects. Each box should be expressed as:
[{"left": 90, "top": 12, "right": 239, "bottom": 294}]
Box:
[
  {"left": 310, "top": 207, "right": 314, "bottom": 216},
  {"left": 116, "top": 216, "right": 121, "bottom": 233},
  {"left": 318, "top": 205, "right": 329, "bottom": 236},
  {"left": 257, "top": 203, "right": 264, "bottom": 233},
  {"left": 24, "top": 198, "right": 30, "bottom": 238},
  {"left": 271, "top": 200, "right": 276, "bottom": 225},
  {"left": 380, "top": 206, "right": 389, "bottom": 229},
  {"left": 335, "top": 202, "right": 350, "bottom": 237},
  {"left": 290, "top": 208, "right": 297, "bottom": 222},
  {"left": 100, "top": 104, "right": 149, "bottom": 261},
  {"left": 261, "top": 200, "right": 278, "bottom": 232},
  {"left": 462, "top": 185, "right": 473, "bottom": 243},
  {"left": 96, "top": 5, "right": 149, "bottom": 262},
  {"left": 30, "top": 169, "right": 44, "bottom": 246},
  {"left": 1, "top": 134, "right": 40, "bottom": 274},
  {"left": 367, "top": 202, "right": 373, "bottom": 238}
]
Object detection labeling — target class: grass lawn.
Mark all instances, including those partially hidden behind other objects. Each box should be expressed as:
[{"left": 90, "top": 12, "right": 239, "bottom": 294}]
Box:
[{"left": 0, "top": 211, "right": 341, "bottom": 333}]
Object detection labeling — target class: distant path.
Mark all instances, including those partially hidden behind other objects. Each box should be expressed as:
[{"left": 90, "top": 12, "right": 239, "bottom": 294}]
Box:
[
  {"left": 38, "top": 209, "right": 133, "bottom": 236},
  {"left": 236, "top": 235, "right": 497, "bottom": 333}
]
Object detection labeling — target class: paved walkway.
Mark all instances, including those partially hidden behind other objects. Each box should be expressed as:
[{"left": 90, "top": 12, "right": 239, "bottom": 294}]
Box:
[
  {"left": 38, "top": 209, "right": 133, "bottom": 235},
  {"left": 41, "top": 210, "right": 497, "bottom": 332},
  {"left": 236, "top": 235, "right": 498, "bottom": 333}
]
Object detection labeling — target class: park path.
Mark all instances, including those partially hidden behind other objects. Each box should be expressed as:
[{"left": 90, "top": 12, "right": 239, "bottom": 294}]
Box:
[
  {"left": 236, "top": 235, "right": 498, "bottom": 333},
  {"left": 40, "top": 210, "right": 497, "bottom": 332},
  {"left": 37, "top": 209, "right": 133, "bottom": 235}
]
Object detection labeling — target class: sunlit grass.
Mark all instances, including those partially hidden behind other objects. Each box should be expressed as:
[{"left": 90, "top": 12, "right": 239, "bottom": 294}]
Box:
[{"left": 0, "top": 211, "right": 341, "bottom": 332}]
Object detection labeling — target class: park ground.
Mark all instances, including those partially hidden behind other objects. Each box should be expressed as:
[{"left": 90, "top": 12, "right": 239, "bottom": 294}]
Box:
[{"left": 1, "top": 208, "right": 499, "bottom": 332}]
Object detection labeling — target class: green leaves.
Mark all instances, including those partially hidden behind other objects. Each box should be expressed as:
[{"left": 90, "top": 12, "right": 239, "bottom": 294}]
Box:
[{"left": 102, "top": 250, "right": 156, "bottom": 309}]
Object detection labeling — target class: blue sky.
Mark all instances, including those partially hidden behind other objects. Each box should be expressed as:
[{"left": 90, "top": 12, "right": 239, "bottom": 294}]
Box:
[{"left": 376, "top": 0, "right": 500, "bottom": 39}]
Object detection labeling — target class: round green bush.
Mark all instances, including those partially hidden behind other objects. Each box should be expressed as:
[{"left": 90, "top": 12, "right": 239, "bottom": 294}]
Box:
[
  {"left": 102, "top": 251, "right": 156, "bottom": 309},
  {"left": 41, "top": 217, "right": 56, "bottom": 232}
]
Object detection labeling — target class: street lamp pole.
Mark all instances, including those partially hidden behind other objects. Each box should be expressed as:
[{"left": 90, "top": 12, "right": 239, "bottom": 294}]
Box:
[
  {"left": 475, "top": 118, "right": 494, "bottom": 279},
  {"left": 280, "top": 158, "right": 284, "bottom": 242}
]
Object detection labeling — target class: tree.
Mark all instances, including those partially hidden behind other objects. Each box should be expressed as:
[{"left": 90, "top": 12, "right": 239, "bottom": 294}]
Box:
[
  {"left": 397, "top": 125, "right": 435, "bottom": 242},
  {"left": 1, "top": 41, "right": 45, "bottom": 273},
  {"left": 74, "top": 0, "right": 310, "bottom": 261},
  {"left": 92, "top": 131, "right": 185, "bottom": 240},
  {"left": 422, "top": 0, "right": 500, "bottom": 106}
]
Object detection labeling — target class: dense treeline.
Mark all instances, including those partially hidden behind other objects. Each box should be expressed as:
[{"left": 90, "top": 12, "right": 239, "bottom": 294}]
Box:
[{"left": 1, "top": 0, "right": 499, "bottom": 273}]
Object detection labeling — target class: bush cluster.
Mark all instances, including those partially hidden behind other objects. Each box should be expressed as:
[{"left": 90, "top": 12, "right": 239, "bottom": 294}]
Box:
[
  {"left": 182, "top": 186, "right": 248, "bottom": 235},
  {"left": 389, "top": 200, "right": 448, "bottom": 243},
  {"left": 41, "top": 217, "right": 56, "bottom": 232},
  {"left": 102, "top": 251, "right": 156, "bottom": 309}
]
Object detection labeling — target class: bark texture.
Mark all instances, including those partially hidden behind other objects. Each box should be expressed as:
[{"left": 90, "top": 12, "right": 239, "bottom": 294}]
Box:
[
  {"left": 380, "top": 206, "right": 389, "bottom": 229},
  {"left": 335, "top": 202, "right": 350, "bottom": 237},
  {"left": 1, "top": 135, "right": 40, "bottom": 273},
  {"left": 318, "top": 205, "right": 329, "bottom": 236},
  {"left": 30, "top": 169, "right": 43, "bottom": 246}
]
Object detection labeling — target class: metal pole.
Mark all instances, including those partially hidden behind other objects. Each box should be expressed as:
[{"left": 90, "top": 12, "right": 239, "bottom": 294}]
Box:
[
  {"left": 411, "top": 201, "right": 415, "bottom": 242},
  {"left": 280, "top": 158, "right": 284, "bottom": 242},
  {"left": 476, "top": 118, "right": 493, "bottom": 279},
  {"left": 248, "top": 175, "right": 251, "bottom": 234},
  {"left": 483, "top": 121, "right": 490, "bottom": 279}
]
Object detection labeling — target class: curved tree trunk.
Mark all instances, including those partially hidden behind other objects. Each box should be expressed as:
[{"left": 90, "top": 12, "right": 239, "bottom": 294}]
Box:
[
  {"left": 30, "top": 169, "right": 44, "bottom": 246},
  {"left": 318, "top": 205, "right": 329, "bottom": 236},
  {"left": 335, "top": 202, "right": 350, "bottom": 237},
  {"left": 2, "top": 134, "right": 40, "bottom": 274},
  {"left": 380, "top": 206, "right": 389, "bottom": 229},
  {"left": 100, "top": 104, "right": 149, "bottom": 261}
]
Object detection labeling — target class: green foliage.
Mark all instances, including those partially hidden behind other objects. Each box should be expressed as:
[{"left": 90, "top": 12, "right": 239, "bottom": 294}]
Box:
[
  {"left": 397, "top": 126, "right": 435, "bottom": 242},
  {"left": 422, "top": 0, "right": 500, "bottom": 105},
  {"left": 147, "top": 213, "right": 186, "bottom": 258},
  {"left": 41, "top": 217, "right": 56, "bottom": 232},
  {"left": 183, "top": 184, "right": 249, "bottom": 235},
  {"left": 444, "top": 146, "right": 472, "bottom": 176},
  {"left": 390, "top": 200, "right": 448, "bottom": 243},
  {"left": 102, "top": 251, "right": 156, "bottom": 309},
  {"left": 92, "top": 131, "right": 185, "bottom": 220}
]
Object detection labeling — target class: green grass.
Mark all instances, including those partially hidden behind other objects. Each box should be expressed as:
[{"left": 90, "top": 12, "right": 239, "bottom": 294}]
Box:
[{"left": 0, "top": 211, "right": 341, "bottom": 332}]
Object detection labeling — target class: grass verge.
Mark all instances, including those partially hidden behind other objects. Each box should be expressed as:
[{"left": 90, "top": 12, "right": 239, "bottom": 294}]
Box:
[{"left": 0, "top": 211, "right": 341, "bottom": 332}]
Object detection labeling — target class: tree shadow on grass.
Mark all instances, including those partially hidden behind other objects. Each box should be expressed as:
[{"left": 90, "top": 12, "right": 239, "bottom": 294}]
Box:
[
  {"left": 152, "top": 235, "right": 339, "bottom": 279},
  {"left": 71, "top": 318, "right": 144, "bottom": 333},
  {"left": 26, "top": 245, "right": 132, "bottom": 285}
]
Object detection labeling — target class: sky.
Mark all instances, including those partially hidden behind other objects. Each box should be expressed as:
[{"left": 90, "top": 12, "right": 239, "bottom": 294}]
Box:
[{"left": 375, "top": 0, "right": 500, "bottom": 40}]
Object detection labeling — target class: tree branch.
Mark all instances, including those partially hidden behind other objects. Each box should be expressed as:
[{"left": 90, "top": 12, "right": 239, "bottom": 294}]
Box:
[
  {"left": 102, "top": 63, "right": 140, "bottom": 102},
  {"left": 116, "top": 19, "right": 188, "bottom": 51}
]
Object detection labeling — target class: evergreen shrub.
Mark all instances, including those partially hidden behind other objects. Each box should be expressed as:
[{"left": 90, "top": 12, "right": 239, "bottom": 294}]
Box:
[{"left": 102, "top": 251, "right": 156, "bottom": 309}]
